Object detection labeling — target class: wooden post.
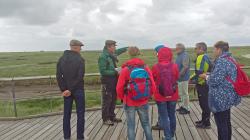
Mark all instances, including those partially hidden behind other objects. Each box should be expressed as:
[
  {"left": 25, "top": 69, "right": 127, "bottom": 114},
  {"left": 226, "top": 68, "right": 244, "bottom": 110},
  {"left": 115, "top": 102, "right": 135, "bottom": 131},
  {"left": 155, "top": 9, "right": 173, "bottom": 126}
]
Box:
[
  {"left": 11, "top": 78, "right": 17, "bottom": 117},
  {"left": 49, "top": 76, "right": 52, "bottom": 112}
]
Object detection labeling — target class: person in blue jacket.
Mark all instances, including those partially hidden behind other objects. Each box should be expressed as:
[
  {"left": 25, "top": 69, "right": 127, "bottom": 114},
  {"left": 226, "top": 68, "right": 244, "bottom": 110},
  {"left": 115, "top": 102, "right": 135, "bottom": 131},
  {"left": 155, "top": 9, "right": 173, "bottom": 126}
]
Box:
[{"left": 200, "top": 41, "right": 241, "bottom": 140}]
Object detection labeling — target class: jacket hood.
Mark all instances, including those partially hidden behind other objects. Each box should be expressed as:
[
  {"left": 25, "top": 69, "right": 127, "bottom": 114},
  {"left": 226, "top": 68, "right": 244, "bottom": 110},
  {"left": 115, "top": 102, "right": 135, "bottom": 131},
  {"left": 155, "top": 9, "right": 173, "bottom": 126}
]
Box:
[
  {"left": 157, "top": 47, "right": 173, "bottom": 63},
  {"left": 121, "top": 58, "right": 145, "bottom": 68}
]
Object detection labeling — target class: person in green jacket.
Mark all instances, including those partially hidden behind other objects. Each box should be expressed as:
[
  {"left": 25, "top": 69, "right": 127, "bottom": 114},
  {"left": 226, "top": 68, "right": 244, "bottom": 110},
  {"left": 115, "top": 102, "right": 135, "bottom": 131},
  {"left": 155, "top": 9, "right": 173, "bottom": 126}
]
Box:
[
  {"left": 190, "top": 42, "right": 212, "bottom": 129},
  {"left": 98, "top": 40, "right": 128, "bottom": 125}
]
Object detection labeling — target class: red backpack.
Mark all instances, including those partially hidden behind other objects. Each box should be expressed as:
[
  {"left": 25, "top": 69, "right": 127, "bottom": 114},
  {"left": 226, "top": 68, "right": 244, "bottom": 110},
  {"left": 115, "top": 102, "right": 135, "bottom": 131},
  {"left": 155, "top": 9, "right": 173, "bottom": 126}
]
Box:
[
  {"left": 225, "top": 57, "right": 250, "bottom": 96},
  {"left": 126, "top": 65, "right": 151, "bottom": 101},
  {"left": 157, "top": 63, "right": 177, "bottom": 97}
]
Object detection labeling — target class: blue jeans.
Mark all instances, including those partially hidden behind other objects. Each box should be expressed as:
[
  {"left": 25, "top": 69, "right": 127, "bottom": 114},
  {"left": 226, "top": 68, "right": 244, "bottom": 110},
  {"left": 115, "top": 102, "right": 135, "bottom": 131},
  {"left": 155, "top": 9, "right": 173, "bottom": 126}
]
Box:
[
  {"left": 157, "top": 101, "right": 177, "bottom": 140},
  {"left": 124, "top": 104, "right": 153, "bottom": 140},
  {"left": 63, "top": 89, "right": 85, "bottom": 140}
]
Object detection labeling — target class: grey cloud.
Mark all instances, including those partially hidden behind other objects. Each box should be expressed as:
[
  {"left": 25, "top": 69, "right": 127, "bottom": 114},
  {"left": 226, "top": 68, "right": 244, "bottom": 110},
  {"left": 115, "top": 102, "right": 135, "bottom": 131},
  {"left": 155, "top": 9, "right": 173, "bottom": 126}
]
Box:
[
  {"left": 0, "top": 0, "right": 67, "bottom": 25},
  {"left": 0, "top": 0, "right": 250, "bottom": 52},
  {"left": 207, "top": 0, "right": 250, "bottom": 26}
]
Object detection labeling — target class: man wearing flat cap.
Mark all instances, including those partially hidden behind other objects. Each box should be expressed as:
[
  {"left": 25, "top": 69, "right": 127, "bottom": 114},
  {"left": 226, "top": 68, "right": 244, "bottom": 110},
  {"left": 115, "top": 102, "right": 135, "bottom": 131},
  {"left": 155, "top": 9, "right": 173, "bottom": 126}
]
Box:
[
  {"left": 98, "top": 40, "right": 128, "bottom": 125},
  {"left": 56, "top": 39, "right": 85, "bottom": 140}
]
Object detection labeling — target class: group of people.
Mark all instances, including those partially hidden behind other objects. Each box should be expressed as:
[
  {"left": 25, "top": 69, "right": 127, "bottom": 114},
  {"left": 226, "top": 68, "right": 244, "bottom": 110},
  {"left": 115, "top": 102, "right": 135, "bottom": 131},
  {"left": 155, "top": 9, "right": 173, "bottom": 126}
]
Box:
[{"left": 56, "top": 39, "right": 242, "bottom": 140}]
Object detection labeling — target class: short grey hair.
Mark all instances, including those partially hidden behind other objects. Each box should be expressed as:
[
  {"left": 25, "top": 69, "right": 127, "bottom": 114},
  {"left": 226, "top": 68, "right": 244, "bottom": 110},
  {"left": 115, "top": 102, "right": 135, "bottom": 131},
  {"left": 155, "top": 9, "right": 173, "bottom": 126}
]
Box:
[
  {"left": 176, "top": 43, "right": 185, "bottom": 50},
  {"left": 196, "top": 42, "right": 207, "bottom": 52}
]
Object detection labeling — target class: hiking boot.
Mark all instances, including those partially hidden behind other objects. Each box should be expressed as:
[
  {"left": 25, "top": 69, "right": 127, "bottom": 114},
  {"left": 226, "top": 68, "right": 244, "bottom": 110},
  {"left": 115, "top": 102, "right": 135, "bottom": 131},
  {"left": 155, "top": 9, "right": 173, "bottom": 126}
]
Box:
[
  {"left": 176, "top": 106, "right": 185, "bottom": 112},
  {"left": 152, "top": 123, "right": 163, "bottom": 130},
  {"left": 103, "top": 120, "right": 114, "bottom": 125},
  {"left": 195, "top": 120, "right": 203, "bottom": 125},
  {"left": 195, "top": 123, "right": 211, "bottom": 129},
  {"left": 179, "top": 108, "right": 190, "bottom": 114},
  {"left": 112, "top": 118, "right": 122, "bottom": 123}
]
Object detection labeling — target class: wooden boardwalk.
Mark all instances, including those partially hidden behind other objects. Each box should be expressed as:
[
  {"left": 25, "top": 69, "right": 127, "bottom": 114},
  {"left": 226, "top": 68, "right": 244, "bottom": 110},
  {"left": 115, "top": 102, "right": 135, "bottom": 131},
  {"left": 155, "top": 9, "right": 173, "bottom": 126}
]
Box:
[{"left": 0, "top": 98, "right": 250, "bottom": 140}]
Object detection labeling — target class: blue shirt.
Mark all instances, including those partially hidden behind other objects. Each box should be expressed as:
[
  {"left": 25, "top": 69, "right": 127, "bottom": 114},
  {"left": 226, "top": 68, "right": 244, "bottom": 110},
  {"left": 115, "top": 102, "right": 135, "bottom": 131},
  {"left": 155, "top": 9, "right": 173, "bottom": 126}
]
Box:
[{"left": 175, "top": 51, "right": 190, "bottom": 81}]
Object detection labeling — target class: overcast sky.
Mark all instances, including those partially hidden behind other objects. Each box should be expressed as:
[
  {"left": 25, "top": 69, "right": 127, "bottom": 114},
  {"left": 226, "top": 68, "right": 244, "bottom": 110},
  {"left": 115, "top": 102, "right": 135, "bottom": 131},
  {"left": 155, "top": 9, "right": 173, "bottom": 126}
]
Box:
[{"left": 0, "top": 0, "right": 249, "bottom": 52}]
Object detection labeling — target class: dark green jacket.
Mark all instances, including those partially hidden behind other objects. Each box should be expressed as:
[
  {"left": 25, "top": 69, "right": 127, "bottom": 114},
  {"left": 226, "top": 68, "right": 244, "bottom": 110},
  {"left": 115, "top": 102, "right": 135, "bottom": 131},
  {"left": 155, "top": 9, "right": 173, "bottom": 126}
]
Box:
[{"left": 98, "top": 47, "right": 127, "bottom": 76}]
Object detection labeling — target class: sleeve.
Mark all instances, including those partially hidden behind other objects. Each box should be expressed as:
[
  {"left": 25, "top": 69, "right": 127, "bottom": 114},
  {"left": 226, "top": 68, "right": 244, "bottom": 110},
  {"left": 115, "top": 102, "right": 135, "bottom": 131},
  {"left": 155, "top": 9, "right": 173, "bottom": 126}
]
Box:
[
  {"left": 56, "top": 59, "right": 67, "bottom": 92},
  {"left": 68, "top": 60, "right": 85, "bottom": 92},
  {"left": 116, "top": 67, "right": 129, "bottom": 100},
  {"left": 179, "top": 55, "right": 190, "bottom": 77},
  {"left": 115, "top": 47, "right": 128, "bottom": 56},
  {"left": 207, "top": 59, "right": 227, "bottom": 87},
  {"left": 98, "top": 56, "right": 116, "bottom": 76}
]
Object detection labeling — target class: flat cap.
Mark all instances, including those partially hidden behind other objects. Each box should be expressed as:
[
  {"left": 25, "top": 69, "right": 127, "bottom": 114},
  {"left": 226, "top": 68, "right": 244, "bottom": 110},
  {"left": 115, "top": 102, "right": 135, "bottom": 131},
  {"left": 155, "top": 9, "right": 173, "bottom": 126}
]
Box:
[
  {"left": 105, "top": 40, "right": 117, "bottom": 46},
  {"left": 70, "top": 39, "right": 84, "bottom": 46}
]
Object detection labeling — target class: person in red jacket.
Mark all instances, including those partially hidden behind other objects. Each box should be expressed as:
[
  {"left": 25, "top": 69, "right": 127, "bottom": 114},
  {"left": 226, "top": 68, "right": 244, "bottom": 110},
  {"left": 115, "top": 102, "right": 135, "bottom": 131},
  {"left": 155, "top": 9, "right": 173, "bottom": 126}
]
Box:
[
  {"left": 116, "top": 46, "right": 156, "bottom": 140},
  {"left": 152, "top": 47, "right": 179, "bottom": 140}
]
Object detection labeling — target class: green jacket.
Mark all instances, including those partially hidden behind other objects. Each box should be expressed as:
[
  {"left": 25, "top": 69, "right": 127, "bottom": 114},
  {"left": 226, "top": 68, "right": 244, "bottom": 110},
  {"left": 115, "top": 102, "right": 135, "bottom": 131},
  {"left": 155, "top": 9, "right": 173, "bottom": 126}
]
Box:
[
  {"left": 98, "top": 47, "right": 128, "bottom": 76},
  {"left": 190, "top": 53, "right": 211, "bottom": 85}
]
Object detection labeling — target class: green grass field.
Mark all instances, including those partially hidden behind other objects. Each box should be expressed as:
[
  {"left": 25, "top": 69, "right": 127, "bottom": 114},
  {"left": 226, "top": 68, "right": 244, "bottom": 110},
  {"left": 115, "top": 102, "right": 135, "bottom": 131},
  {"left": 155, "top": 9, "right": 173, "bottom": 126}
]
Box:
[
  {"left": 0, "top": 47, "right": 250, "bottom": 117},
  {"left": 0, "top": 47, "right": 250, "bottom": 77}
]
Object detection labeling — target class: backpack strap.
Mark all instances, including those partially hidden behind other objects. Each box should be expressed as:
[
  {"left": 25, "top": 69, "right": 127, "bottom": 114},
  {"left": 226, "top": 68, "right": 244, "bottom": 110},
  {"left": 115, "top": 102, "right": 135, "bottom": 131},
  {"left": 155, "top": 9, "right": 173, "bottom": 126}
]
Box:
[{"left": 224, "top": 56, "right": 238, "bottom": 84}]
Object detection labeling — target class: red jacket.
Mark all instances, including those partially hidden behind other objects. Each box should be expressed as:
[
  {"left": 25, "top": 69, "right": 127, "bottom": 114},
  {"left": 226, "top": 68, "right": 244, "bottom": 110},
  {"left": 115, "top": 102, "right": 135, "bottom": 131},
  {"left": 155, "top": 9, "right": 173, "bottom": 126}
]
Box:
[
  {"left": 116, "top": 58, "right": 157, "bottom": 106},
  {"left": 152, "top": 47, "right": 179, "bottom": 102}
]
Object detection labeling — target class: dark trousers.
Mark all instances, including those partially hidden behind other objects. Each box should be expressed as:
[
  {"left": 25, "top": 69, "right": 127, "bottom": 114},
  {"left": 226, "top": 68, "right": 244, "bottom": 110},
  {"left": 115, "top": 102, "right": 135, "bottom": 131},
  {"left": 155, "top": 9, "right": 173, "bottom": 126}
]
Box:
[
  {"left": 196, "top": 84, "right": 211, "bottom": 125},
  {"left": 63, "top": 89, "right": 85, "bottom": 140},
  {"left": 214, "top": 109, "right": 232, "bottom": 140},
  {"left": 101, "top": 76, "right": 117, "bottom": 121}
]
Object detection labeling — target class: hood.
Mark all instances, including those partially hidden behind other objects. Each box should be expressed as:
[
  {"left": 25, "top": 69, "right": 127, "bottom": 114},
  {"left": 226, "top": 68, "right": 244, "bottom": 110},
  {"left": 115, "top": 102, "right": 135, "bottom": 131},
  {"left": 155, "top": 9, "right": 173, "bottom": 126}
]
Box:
[
  {"left": 220, "top": 51, "right": 232, "bottom": 58},
  {"left": 121, "top": 58, "right": 145, "bottom": 68},
  {"left": 157, "top": 47, "right": 173, "bottom": 63}
]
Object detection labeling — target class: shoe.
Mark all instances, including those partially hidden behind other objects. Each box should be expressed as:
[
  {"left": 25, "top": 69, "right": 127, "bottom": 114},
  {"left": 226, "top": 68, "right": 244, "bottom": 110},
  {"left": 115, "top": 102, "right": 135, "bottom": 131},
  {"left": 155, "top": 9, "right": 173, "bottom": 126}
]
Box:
[
  {"left": 179, "top": 108, "right": 190, "bottom": 114},
  {"left": 195, "top": 123, "right": 211, "bottom": 129},
  {"left": 176, "top": 106, "right": 185, "bottom": 112},
  {"left": 112, "top": 118, "right": 122, "bottom": 122},
  {"left": 103, "top": 120, "right": 114, "bottom": 125},
  {"left": 195, "top": 120, "right": 203, "bottom": 125},
  {"left": 152, "top": 123, "right": 163, "bottom": 130}
]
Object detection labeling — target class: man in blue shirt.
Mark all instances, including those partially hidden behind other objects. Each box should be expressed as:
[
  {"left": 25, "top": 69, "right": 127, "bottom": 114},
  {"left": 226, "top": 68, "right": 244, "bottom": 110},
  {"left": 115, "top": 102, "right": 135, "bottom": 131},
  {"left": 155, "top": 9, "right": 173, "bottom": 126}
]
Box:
[{"left": 175, "top": 43, "right": 191, "bottom": 114}]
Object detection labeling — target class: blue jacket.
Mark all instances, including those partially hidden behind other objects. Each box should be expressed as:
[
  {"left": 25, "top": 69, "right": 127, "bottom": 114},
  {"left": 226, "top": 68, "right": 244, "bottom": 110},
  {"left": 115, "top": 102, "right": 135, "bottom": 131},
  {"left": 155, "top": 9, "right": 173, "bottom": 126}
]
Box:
[
  {"left": 207, "top": 52, "right": 241, "bottom": 113},
  {"left": 175, "top": 51, "right": 190, "bottom": 81}
]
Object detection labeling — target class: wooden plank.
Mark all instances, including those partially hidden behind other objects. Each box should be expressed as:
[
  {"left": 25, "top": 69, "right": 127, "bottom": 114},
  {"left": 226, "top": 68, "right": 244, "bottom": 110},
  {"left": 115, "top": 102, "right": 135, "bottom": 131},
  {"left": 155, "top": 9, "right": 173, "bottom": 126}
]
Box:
[
  {"left": 103, "top": 108, "right": 124, "bottom": 140},
  {"left": 189, "top": 102, "right": 210, "bottom": 140},
  {"left": 175, "top": 103, "right": 194, "bottom": 140},
  {"left": 192, "top": 101, "right": 217, "bottom": 140},
  {"left": 39, "top": 112, "right": 92, "bottom": 140},
  {"left": 1, "top": 98, "right": 250, "bottom": 140},
  {"left": 84, "top": 110, "right": 102, "bottom": 137},
  {"left": 175, "top": 103, "right": 187, "bottom": 140},
  {"left": 36, "top": 115, "right": 65, "bottom": 140},
  {"left": 151, "top": 105, "right": 161, "bottom": 140},
  {"left": 230, "top": 108, "right": 250, "bottom": 139},
  {"left": 12, "top": 118, "right": 47, "bottom": 140},
  {"left": 93, "top": 109, "right": 121, "bottom": 140},
  {"left": 46, "top": 113, "right": 77, "bottom": 140},
  {"left": 69, "top": 111, "right": 93, "bottom": 139},
  {"left": 21, "top": 115, "right": 59, "bottom": 140},
  {"left": 0, "top": 119, "right": 28, "bottom": 136},
  {"left": 179, "top": 103, "right": 202, "bottom": 140},
  {"left": 0, "top": 118, "right": 36, "bottom": 139}
]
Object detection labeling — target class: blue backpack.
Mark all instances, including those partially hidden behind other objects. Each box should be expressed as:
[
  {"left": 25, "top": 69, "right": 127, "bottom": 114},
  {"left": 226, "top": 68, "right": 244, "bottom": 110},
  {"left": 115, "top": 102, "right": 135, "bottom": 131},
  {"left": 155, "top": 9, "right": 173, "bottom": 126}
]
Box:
[{"left": 126, "top": 65, "right": 151, "bottom": 100}]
